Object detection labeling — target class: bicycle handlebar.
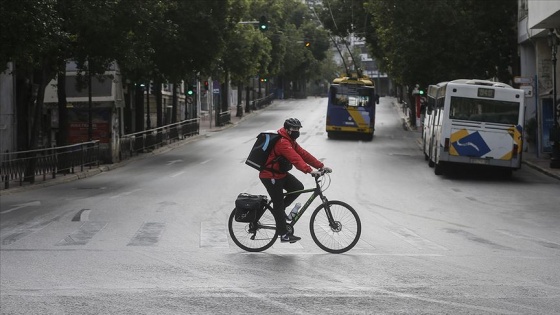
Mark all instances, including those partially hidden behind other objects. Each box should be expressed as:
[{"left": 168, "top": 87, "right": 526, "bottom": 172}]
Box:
[{"left": 310, "top": 168, "right": 332, "bottom": 178}]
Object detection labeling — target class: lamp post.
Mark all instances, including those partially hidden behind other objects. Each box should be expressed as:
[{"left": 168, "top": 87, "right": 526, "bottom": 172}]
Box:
[{"left": 548, "top": 29, "right": 560, "bottom": 168}]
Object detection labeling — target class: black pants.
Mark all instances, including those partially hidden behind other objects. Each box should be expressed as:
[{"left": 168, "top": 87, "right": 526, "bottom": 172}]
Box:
[{"left": 260, "top": 173, "right": 304, "bottom": 236}]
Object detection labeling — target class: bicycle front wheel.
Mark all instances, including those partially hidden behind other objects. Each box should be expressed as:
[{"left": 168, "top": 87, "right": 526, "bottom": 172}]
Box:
[
  {"left": 309, "top": 200, "right": 361, "bottom": 254},
  {"left": 228, "top": 208, "right": 278, "bottom": 252}
]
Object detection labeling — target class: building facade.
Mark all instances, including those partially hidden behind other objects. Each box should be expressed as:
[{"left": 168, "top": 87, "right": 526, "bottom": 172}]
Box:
[{"left": 518, "top": 0, "right": 560, "bottom": 156}]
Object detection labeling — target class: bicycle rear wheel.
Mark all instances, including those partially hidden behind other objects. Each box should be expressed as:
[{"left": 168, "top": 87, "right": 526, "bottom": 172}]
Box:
[
  {"left": 228, "top": 208, "right": 278, "bottom": 252},
  {"left": 309, "top": 200, "right": 361, "bottom": 254}
]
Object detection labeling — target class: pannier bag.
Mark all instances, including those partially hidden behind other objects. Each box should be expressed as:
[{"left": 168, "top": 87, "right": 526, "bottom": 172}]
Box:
[
  {"left": 234, "top": 193, "right": 267, "bottom": 222},
  {"left": 245, "top": 131, "right": 281, "bottom": 171}
]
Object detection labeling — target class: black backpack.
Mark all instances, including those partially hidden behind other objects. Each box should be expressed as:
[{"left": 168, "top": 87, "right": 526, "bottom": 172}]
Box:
[
  {"left": 245, "top": 131, "right": 293, "bottom": 172},
  {"left": 245, "top": 131, "right": 281, "bottom": 171}
]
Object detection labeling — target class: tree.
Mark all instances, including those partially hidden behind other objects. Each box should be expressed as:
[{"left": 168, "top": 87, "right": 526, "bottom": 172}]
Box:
[{"left": 362, "top": 0, "right": 518, "bottom": 125}]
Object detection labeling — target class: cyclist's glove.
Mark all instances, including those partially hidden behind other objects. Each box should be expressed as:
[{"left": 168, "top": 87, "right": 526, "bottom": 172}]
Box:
[
  {"left": 310, "top": 170, "right": 322, "bottom": 177},
  {"left": 320, "top": 167, "right": 333, "bottom": 173}
]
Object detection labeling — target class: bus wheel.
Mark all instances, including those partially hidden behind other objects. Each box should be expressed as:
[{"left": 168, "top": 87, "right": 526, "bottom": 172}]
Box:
[
  {"left": 428, "top": 150, "right": 435, "bottom": 167},
  {"left": 434, "top": 161, "right": 445, "bottom": 175}
]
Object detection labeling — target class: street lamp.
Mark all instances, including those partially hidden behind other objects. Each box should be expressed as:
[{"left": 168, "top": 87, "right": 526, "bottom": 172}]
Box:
[{"left": 547, "top": 29, "right": 560, "bottom": 168}]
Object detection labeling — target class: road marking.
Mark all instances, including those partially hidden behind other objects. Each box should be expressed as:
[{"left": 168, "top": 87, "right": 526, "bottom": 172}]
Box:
[
  {"left": 72, "top": 209, "right": 91, "bottom": 222},
  {"left": 170, "top": 171, "right": 185, "bottom": 178},
  {"left": 166, "top": 159, "right": 183, "bottom": 165},
  {"left": 1, "top": 201, "right": 41, "bottom": 215},
  {"left": 109, "top": 188, "right": 142, "bottom": 199},
  {"left": 56, "top": 221, "right": 107, "bottom": 246},
  {"left": 200, "top": 221, "right": 229, "bottom": 248},
  {"left": 127, "top": 222, "right": 166, "bottom": 246},
  {"left": 497, "top": 229, "right": 560, "bottom": 249}
]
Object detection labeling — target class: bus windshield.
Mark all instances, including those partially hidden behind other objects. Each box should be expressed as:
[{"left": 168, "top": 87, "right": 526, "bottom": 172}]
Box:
[
  {"left": 449, "top": 96, "right": 520, "bottom": 125},
  {"left": 329, "top": 85, "right": 373, "bottom": 107}
]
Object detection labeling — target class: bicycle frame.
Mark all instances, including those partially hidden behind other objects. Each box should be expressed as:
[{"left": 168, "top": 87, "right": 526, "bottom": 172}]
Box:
[{"left": 262, "top": 175, "right": 330, "bottom": 227}]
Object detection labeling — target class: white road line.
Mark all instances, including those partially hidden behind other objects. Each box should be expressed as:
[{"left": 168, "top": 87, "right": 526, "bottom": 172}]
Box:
[
  {"left": 166, "top": 159, "right": 183, "bottom": 165},
  {"left": 1, "top": 201, "right": 41, "bottom": 215},
  {"left": 110, "top": 189, "right": 142, "bottom": 199},
  {"left": 170, "top": 171, "right": 185, "bottom": 178}
]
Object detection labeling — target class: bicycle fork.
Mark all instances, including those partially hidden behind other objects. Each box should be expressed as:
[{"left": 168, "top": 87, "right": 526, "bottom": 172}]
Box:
[{"left": 318, "top": 194, "right": 338, "bottom": 231}]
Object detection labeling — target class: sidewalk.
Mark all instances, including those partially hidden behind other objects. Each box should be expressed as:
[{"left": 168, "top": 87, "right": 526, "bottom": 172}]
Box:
[{"left": 390, "top": 97, "right": 560, "bottom": 181}]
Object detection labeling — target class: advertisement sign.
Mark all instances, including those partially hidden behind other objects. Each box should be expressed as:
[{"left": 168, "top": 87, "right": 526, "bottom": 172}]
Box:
[{"left": 67, "top": 108, "right": 111, "bottom": 144}]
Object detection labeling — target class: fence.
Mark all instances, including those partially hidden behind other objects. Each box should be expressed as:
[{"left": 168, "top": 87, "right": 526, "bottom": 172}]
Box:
[
  {"left": 252, "top": 93, "right": 275, "bottom": 110},
  {"left": 1, "top": 141, "right": 100, "bottom": 190},
  {"left": 119, "top": 118, "right": 199, "bottom": 160}
]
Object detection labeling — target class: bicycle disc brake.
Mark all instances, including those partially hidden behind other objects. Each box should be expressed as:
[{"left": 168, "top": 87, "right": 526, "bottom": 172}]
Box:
[{"left": 331, "top": 221, "right": 342, "bottom": 233}]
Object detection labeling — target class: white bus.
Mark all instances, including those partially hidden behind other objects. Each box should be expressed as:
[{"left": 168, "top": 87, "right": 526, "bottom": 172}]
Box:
[{"left": 424, "top": 79, "right": 525, "bottom": 176}]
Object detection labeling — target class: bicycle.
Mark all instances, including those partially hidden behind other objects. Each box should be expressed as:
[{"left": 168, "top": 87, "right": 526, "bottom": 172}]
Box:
[{"left": 228, "top": 170, "right": 361, "bottom": 254}]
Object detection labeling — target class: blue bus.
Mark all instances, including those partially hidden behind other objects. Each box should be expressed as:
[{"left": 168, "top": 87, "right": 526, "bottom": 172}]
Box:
[{"left": 326, "top": 75, "right": 378, "bottom": 140}]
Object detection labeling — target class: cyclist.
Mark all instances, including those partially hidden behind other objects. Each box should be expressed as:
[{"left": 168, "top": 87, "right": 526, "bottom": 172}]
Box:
[{"left": 259, "top": 118, "right": 332, "bottom": 243}]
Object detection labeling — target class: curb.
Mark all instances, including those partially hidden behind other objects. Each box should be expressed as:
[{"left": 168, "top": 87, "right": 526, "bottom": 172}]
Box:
[{"left": 522, "top": 160, "right": 560, "bottom": 180}]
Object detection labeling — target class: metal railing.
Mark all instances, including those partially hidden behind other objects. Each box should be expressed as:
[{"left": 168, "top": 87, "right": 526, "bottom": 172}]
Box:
[
  {"left": 252, "top": 93, "right": 275, "bottom": 110},
  {"left": 216, "top": 110, "right": 231, "bottom": 127},
  {"left": 1, "top": 141, "right": 100, "bottom": 190},
  {"left": 119, "top": 118, "right": 199, "bottom": 160}
]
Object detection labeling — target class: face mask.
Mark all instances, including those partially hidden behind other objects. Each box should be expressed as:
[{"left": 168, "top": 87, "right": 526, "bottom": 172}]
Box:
[{"left": 289, "top": 131, "right": 300, "bottom": 140}]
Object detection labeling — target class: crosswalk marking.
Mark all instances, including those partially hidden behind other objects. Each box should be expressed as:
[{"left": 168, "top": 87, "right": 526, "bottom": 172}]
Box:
[
  {"left": 127, "top": 222, "right": 166, "bottom": 246},
  {"left": 57, "top": 221, "right": 107, "bottom": 246}
]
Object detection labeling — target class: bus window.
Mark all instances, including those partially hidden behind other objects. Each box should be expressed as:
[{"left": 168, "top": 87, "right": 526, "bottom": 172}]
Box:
[
  {"left": 329, "top": 85, "right": 373, "bottom": 107},
  {"left": 449, "top": 96, "right": 520, "bottom": 124}
]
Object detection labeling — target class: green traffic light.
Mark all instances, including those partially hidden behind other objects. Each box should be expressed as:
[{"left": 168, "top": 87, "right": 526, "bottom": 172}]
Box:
[
  {"left": 259, "top": 15, "right": 268, "bottom": 31},
  {"left": 187, "top": 90, "right": 194, "bottom": 95}
]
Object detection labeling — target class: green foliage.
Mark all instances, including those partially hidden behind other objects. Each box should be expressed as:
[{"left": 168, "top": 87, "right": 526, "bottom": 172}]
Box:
[
  {"left": 364, "top": 0, "right": 518, "bottom": 87},
  {"left": 0, "top": 0, "right": 63, "bottom": 72},
  {"left": 225, "top": 24, "right": 272, "bottom": 82}
]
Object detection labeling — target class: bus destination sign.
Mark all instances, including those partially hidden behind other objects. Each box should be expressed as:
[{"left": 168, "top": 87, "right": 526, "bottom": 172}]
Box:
[{"left": 477, "top": 88, "right": 495, "bottom": 98}]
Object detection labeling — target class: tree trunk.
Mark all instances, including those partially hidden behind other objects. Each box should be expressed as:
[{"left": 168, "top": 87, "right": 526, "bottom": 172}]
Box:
[
  {"left": 155, "top": 80, "right": 163, "bottom": 127},
  {"left": 135, "top": 84, "right": 144, "bottom": 132},
  {"left": 56, "top": 59, "right": 68, "bottom": 146}
]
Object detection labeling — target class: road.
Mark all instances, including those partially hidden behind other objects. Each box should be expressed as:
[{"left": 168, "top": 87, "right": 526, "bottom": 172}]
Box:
[{"left": 1, "top": 97, "right": 559, "bottom": 314}]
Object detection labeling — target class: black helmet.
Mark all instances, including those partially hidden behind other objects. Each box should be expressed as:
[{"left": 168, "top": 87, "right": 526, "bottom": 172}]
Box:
[{"left": 284, "top": 118, "right": 302, "bottom": 129}]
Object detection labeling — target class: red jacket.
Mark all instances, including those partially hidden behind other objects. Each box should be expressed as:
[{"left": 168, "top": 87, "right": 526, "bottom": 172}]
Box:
[{"left": 259, "top": 127, "right": 324, "bottom": 179}]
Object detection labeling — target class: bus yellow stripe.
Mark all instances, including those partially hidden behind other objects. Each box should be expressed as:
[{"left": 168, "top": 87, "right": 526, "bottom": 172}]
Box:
[{"left": 348, "top": 109, "right": 367, "bottom": 126}]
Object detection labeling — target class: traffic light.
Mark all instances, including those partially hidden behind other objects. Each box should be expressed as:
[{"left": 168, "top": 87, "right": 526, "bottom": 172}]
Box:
[
  {"left": 259, "top": 78, "right": 267, "bottom": 82},
  {"left": 204, "top": 81, "right": 209, "bottom": 91},
  {"left": 418, "top": 89, "right": 424, "bottom": 95},
  {"left": 304, "top": 41, "right": 311, "bottom": 47},
  {"left": 186, "top": 84, "right": 194, "bottom": 96},
  {"left": 259, "top": 15, "right": 268, "bottom": 31}
]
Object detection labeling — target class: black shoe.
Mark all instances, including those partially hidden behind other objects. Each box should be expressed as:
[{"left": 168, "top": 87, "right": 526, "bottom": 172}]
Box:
[{"left": 280, "top": 233, "right": 301, "bottom": 243}]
